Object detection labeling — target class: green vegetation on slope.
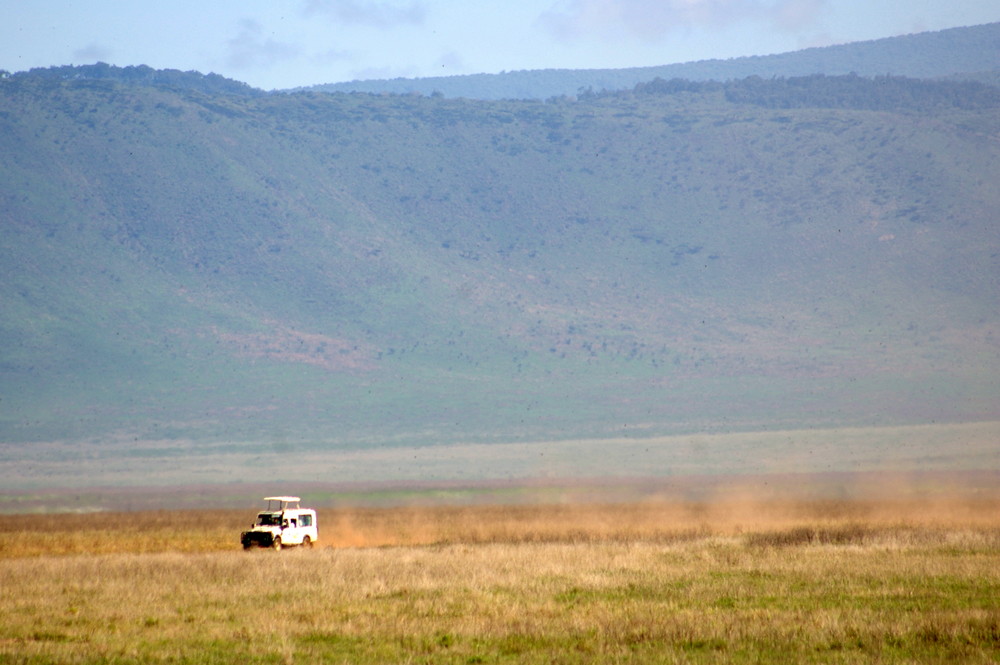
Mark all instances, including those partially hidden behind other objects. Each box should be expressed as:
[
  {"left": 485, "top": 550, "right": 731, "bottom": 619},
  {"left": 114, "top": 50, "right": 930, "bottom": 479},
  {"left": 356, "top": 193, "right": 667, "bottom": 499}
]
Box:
[{"left": 1, "top": 69, "right": 998, "bottom": 466}]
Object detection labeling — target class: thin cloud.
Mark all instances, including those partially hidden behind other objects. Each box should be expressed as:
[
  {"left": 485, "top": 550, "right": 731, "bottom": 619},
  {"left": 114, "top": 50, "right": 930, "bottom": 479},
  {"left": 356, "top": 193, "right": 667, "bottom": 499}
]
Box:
[
  {"left": 226, "top": 19, "right": 299, "bottom": 70},
  {"left": 303, "top": 0, "right": 427, "bottom": 28},
  {"left": 540, "top": 0, "right": 825, "bottom": 41},
  {"left": 347, "top": 63, "right": 421, "bottom": 81},
  {"left": 435, "top": 51, "right": 464, "bottom": 73},
  {"left": 311, "top": 47, "right": 356, "bottom": 65},
  {"left": 73, "top": 43, "right": 112, "bottom": 63},
  {"left": 773, "top": 0, "right": 825, "bottom": 31},
  {"left": 797, "top": 31, "right": 836, "bottom": 49}
]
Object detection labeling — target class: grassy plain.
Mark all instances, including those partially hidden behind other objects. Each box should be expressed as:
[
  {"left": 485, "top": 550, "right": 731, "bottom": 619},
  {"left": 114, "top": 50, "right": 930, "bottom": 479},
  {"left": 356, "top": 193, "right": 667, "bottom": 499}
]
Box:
[{"left": 2, "top": 495, "right": 999, "bottom": 664}]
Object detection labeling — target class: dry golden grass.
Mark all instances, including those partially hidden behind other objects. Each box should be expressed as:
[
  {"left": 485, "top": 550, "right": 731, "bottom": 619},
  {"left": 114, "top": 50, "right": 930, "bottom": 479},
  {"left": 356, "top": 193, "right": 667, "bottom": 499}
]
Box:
[
  {"left": 1, "top": 497, "right": 999, "bottom": 663},
  {"left": 0, "top": 509, "right": 241, "bottom": 558},
  {"left": 2, "top": 534, "right": 998, "bottom": 663},
  {"left": 3, "top": 496, "right": 999, "bottom": 557}
]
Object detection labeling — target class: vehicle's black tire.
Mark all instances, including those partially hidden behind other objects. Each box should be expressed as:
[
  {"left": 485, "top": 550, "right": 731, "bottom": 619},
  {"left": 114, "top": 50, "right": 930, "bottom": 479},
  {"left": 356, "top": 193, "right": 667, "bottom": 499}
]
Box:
[{"left": 303, "top": 536, "right": 312, "bottom": 548}]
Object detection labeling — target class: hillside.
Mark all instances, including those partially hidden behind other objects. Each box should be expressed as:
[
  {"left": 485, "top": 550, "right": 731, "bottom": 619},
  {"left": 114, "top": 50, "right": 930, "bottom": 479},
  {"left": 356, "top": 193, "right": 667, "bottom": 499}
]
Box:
[
  {"left": 306, "top": 22, "right": 1000, "bottom": 99},
  {"left": 1, "top": 71, "right": 999, "bottom": 487}
]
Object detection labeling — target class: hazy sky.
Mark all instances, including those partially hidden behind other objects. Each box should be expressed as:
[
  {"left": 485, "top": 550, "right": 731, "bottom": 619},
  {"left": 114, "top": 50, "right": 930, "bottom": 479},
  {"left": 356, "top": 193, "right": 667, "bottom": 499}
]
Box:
[{"left": 4, "top": 1, "right": 998, "bottom": 90}]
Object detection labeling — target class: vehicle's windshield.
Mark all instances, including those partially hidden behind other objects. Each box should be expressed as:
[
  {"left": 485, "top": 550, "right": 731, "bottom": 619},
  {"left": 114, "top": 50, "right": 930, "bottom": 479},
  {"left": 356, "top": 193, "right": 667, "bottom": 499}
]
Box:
[{"left": 255, "top": 513, "right": 281, "bottom": 526}]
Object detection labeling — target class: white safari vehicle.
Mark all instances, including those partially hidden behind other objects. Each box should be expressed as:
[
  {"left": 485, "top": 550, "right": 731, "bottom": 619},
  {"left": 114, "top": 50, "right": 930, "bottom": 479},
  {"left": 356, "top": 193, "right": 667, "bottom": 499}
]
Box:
[{"left": 240, "top": 496, "right": 318, "bottom": 550}]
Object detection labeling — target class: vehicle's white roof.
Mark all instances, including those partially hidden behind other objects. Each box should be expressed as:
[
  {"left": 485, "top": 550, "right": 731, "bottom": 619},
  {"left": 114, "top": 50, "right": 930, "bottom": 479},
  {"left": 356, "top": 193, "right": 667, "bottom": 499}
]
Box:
[{"left": 263, "top": 496, "right": 300, "bottom": 502}]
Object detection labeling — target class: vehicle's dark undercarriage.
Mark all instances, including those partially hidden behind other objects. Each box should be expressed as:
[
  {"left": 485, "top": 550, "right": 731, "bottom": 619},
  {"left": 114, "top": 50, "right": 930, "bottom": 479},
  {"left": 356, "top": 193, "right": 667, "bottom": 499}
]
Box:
[{"left": 240, "top": 530, "right": 276, "bottom": 548}]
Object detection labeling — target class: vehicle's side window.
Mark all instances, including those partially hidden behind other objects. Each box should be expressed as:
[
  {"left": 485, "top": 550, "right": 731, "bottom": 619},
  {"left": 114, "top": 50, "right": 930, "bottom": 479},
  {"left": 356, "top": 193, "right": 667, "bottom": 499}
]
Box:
[{"left": 300, "top": 514, "right": 312, "bottom": 527}]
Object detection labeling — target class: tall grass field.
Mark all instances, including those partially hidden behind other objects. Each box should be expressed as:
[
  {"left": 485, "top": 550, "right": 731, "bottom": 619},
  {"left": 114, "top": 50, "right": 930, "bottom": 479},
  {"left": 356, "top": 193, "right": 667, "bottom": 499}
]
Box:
[{"left": 2, "top": 496, "right": 999, "bottom": 663}]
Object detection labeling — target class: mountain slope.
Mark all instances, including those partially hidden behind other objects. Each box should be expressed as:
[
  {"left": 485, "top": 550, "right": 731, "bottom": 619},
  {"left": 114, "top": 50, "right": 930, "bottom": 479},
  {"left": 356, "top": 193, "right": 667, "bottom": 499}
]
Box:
[
  {"left": 306, "top": 22, "right": 1000, "bottom": 99},
  {"left": 1, "top": 73, "right": 998, "bottom": 464}
]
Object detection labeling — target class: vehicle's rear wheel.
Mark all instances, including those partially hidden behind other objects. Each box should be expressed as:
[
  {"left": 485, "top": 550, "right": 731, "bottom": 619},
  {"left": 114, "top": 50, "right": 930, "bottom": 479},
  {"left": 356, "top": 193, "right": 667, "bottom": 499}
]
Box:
[
  {"left": 273, "top": 536, "right": 282, "bottom": 551},
  {"left": 302, "top": 536, "right": 312, "bottom": 548}
]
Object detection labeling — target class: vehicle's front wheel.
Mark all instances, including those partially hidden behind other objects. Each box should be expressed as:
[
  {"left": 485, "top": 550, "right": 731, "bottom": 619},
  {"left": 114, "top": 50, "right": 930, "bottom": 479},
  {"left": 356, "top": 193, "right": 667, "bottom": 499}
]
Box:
[
  {"left": 272, "top": 536, "right": 282, "bottom": 551},
  {"left": 302, "top": 536, "right": 313, "bottom": 549}
]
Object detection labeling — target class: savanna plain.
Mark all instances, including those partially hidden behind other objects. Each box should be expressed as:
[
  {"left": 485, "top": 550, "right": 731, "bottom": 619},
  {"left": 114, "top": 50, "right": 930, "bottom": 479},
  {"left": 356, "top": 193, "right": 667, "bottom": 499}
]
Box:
[{"left": 2, "top": 481, "right": 999, "bottom": 664}]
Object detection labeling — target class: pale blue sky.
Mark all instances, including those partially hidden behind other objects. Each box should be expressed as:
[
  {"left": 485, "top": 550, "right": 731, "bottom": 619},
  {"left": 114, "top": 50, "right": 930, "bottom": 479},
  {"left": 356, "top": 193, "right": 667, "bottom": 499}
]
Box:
[{"left": 3, "top": 1, "right": 998, "bottom": 90}]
